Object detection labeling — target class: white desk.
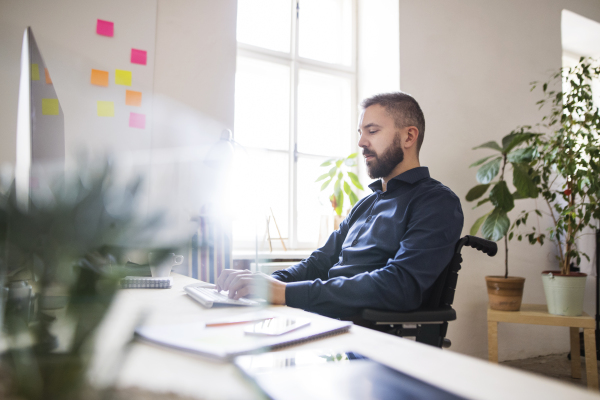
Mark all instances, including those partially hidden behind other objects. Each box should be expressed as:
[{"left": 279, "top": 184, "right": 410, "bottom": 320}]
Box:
[{"left": 89, "top": 274, "right": 599, "bottom": 399}]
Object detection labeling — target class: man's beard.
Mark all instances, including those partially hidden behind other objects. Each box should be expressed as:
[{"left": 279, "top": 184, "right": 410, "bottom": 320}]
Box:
[{"left": 364, "top": 134, "right": 404, "bottom": 179}]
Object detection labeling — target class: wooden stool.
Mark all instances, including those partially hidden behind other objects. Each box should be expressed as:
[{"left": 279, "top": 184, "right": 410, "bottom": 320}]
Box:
[{"left": 487, "top": 304, "right": 598, "bottom": 390}]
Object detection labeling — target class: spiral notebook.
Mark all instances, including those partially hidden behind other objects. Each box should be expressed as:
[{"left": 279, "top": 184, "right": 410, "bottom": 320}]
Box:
[
  {"left": 121, "top": 276, "right": 173, "bottom": 289},
  {"left": 135, "top": 312, "right": 352, "bottom": 361}
]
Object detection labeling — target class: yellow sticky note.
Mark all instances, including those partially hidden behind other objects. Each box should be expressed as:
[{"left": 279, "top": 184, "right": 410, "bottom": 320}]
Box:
[
  {"left": 42, "top": 99, "right": 59, "bottom": 115},
  {"left": 115, "top": 69, "right": 132, "bottom": 86},
  {"left": 31, "top": 63, "right": 40, "bottom": 80},
  {"left": 97, "top": 101, "right": 114, "bottom": 117}
]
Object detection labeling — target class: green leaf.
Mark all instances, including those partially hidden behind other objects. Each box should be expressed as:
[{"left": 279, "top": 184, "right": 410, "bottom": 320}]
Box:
[
  {"left": 512, "top": 163, "right": 539, "bottom": 198},
  {"left": 338, "top": 172, "right": 343, "bottom": 180},
  {"left": 469, "top": 155, "right": 495, "bottom": 168},
  {"left": 328, "top": 166, "right": 336, "bottom": 177},
  {"left": 481, "top": 209, "right": 510, "bottom": 241},
  {"left": 335, "top": 192, "right": 344, "bottom": 216},
  {"left": 473, "top": 141, "right": 503, "bottom": 152},
  {"left": 320, "top": 159, "right": 334, "bottom": 167},
  {"left": 334, "top": 178, "right": 341, "bottom": 195},
  {"left": 507, "top": 147, "right": 535, "bottom": 163},
  {"left": 472, "top": 198, "right": 490, "bottom": 209},
  {"left": 502, "top": 132, "right": 538, "bottom": 153},
  {"left": 466, "top": 184, "right": 490, "bottom": 201},
  {"left": 489, "top": 181, "right": 514, "bottom": 212},
  {"left": 349, "top": 191, "right": 358, "bottom": 206},
  {"left": 336, "top": 160, "right": 343, "bottom": 168},
  {"left": 347, "top": 172, "right": 364, "bottom": 190},
  {"left": 320, "top": 179, "right": 332, "bottom": 191},
  {"left": 343, "top": 181, "right": 352, "bottom": 195},
  {"left": 470, "top": 212, "right": 491, "bottom": 236},
  {"left": 347, "top": 153, "right": 358, "bottom": 159},
  {"left": 476, "top": 157, "right": 502, "bottom": 184},
  {"left": 315, "top": 173, "right": 330, "bottom": 182}
]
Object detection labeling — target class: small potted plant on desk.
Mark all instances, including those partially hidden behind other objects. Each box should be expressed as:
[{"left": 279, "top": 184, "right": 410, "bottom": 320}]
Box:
[
  {"left": 466, "top": 128, "right": 540, "bottom": 311},
  {"left": 316, "top": 153, "right": 364, "bottom": 230},
  {"left": 512, "top": 57, "right": 600, "bottom": 316}
]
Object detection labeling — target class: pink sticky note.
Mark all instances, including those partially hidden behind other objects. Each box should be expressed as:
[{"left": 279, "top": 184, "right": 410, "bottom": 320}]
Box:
[
  {"left": 131, "top": 49, "right": 147, "bottom": 65},
  {"left": 96, "top": 19, "right": 114, "bottom": 37},
  {"left": 129, "top": 112, "right": 146, "bottom": 129}
]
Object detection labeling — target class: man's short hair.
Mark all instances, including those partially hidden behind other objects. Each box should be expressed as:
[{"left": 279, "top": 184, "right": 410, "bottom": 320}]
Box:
[{"left": 361, "top": 92, "right": 426, "bottom": 152}]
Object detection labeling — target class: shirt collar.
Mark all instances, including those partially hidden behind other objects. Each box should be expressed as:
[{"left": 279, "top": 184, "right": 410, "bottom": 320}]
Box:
[{"left": 368, "top": 166, "right": 430, "bottom": 192}]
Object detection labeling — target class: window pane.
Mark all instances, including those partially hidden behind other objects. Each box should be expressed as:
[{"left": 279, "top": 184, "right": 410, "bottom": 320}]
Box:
[
  {"left": 298, "top": 0, "right": 353, "bottom": 65},
  {"left": 297, "top": 69, "right": 352, "bottom": 157},
  {"left": 232, "top": 149, "right": 289, "bottom": 244},
  {"left": 237, "top": 0, "right": 292, "bottom": 53},
  {"left": 297, "top": 156, "right": 333, "bottom": 244},
  {"left": 234, "top": 57, "right": 290, "bottom": 151}
]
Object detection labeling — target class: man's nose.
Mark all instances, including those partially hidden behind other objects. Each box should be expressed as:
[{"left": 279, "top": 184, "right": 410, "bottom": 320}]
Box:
[{"left": 358, "top": 134, "right": 367, "bottom": 148}]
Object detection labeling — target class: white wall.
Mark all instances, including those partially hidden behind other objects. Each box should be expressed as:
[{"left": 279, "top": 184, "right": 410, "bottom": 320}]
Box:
[
  {"left": 0, "top": 0, "right": 238, "bottom": 246},
  {"left": 399, "top": 0, "right": 600, "bottom": 360}
]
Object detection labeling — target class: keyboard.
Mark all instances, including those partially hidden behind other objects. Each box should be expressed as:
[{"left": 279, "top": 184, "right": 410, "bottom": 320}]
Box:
[{"left": 184, "top": 285, "right": 261, "bottom": 308}]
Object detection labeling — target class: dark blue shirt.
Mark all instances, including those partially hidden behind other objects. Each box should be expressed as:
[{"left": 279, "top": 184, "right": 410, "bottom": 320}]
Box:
[{"left": 272, "top": 167, "right": 464, "bottom": 318}]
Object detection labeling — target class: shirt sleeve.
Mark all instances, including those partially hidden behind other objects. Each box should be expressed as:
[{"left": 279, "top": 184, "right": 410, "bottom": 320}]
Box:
[
  {"left": 271, "top": 196, "right": 373, "bottom": 283},
  {"left": 283, "top": 188, "right": 464, "bottom": 318},
  {"left": 271, "top": 219, "right": 349, "bottom": 282}
]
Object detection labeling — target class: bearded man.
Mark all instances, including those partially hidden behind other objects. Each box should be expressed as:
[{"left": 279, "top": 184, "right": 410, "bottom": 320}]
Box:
[{"left": 217, "top": 92, "right": 464, "bottom": 319}]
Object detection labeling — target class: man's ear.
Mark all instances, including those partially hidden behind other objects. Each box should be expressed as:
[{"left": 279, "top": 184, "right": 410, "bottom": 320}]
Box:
[{"left": 403, "top": 126, "right": 420, "bottom": 150}]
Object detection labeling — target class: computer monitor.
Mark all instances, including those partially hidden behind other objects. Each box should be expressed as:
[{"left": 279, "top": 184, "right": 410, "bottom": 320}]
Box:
[{"left": 15, "top": 27, "right": 65, "bottom": 209}]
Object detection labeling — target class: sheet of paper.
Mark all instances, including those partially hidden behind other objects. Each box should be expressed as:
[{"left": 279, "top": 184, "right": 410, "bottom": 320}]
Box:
[
  {"left": 96, "top": 19, "right": 114, "bottom": 37},
  {"left": 91, "top": 69, "right": 109, "bottom": 87},
  {"left": 129, "top": 112, "right": 145, "bottom": 129},
  {"left": 31, "top": 63, "right": 40, "bottom": 81},
  {"left": 125, "top": 90, "right": 142, "bottom": 106},
  {"left": 97, "top": 101, "right": 114, "bottom": 117},
  {"left": 115, "top": 69, "right": 132, "bottom": 86},
  {"left": 45, "top": 68, "right": 52, "bottom": 84},
  {"left": 131, "top": 49, "right": 147, "bottom": 65},
  {"left": 42, "top": 99, "right": 59, "bottom": 115}
]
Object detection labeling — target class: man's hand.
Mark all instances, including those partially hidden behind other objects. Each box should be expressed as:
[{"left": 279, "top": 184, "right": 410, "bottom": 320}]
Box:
[{"left": 215, "top": 269, "right": 287, "bottom": 305}]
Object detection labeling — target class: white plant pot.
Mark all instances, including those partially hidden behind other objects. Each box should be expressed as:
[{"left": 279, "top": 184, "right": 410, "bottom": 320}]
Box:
[{"left": 541, "top": 272, "right": 587, "bottom": 316}]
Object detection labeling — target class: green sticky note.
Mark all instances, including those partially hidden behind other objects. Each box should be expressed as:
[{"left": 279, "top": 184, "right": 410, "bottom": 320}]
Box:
[
  {"left": 115, "top": 69, "right": 132, "bottom": 86},
  {"left": 97, "top": 101, "right": 114, "bottom": 117},
  {"left": 31, "top": 63, "right": 40, "bottom": 80},
  {"left": 42, "top": 98, "right": 59, "bottom": 115}
]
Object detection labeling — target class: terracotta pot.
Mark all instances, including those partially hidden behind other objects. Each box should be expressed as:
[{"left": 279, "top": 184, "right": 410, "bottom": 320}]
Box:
[{"left": 485, "top": 276, "right": 525, "bottom": 311}]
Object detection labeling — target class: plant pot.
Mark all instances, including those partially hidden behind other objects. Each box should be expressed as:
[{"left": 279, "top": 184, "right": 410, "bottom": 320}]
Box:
[
  {"left": 333, "top": 215, "right": 344, "bottom": 231},
  {"left": 541, "top": 271, "right": 587, "bottom": 316},
  {"left": 485, "top": 276, "right": 525, "bottom": 311}
]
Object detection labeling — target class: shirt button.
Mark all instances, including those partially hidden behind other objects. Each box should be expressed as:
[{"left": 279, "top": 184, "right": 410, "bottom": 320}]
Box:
[{"left": 352, "top": 239, "right": 358, "bottom": 246}]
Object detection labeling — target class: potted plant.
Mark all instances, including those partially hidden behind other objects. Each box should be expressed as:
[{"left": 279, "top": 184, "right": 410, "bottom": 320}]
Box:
[
  {"left": 316, "top": 153, "right": 364, "bottom": 229},
  {"left": 466, "top": 128, "right": 540, "bottom": 311},
  {"left": 512, "top": 57, "right": 600, "bottom": 316},
  {"left": 0, "top": 161, "right": 167, "bottom": 399}
]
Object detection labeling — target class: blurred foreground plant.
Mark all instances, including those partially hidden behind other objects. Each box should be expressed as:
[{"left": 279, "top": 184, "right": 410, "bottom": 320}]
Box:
[
  {"left": 316, "top": 153, "right": 364, "bottom": 216},
  {"left": 0, "top": 160, "right": 165, "bottom": 400}
]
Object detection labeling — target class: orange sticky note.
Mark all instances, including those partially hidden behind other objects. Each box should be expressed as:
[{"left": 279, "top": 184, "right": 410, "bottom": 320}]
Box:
[
  {"left": 91, "top": 69, "right": 109, "bottom": 87},
  {"left": 45, "top": 68, "right": 52, "bottom": 84},
  {"left": 125, "top": 90, "right": 142, "bottom": 106}
]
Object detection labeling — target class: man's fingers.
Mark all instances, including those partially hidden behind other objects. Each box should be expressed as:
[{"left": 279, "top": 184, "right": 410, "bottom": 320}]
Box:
[
  {"left": 228, "top": 276, "right": 254, "bottom": 299},
  {"left": 233, "top": 286, "right": 251, "bottom": 300},
  {"left": 216, "top": 269, "right": 236, "bottom": 291},
  {"left": 223, "top": 270, "right": 251, "bottom": 291}
]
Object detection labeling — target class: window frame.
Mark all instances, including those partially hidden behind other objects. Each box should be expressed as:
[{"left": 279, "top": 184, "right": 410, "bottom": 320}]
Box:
[{"left": 235, "top": 0, "right": 359, "bottom": 250}]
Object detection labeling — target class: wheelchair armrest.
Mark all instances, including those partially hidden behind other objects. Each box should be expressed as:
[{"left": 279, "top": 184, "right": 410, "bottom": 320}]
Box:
[{"left": 360, "top": 306, "right": 456, "bottom": 324}]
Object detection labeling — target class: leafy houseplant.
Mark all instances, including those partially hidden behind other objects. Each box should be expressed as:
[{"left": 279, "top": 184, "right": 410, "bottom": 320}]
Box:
[
  {"left": 511, "top": 58, "right": 600, "bottom": 315},
  {"left": 0, "top": 161, "right": 165, "bottom": 399},
  {"left": 316, "top": 153, "right": 364, "bottom": 217},
  {"left": 466, "top": 129, "right": 539, "bottom": 311}
]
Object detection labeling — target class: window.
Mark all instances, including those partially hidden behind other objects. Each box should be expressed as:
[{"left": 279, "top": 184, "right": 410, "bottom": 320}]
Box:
[{"left": 232, "top": 0, "right": 357, "bottom": 249}]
